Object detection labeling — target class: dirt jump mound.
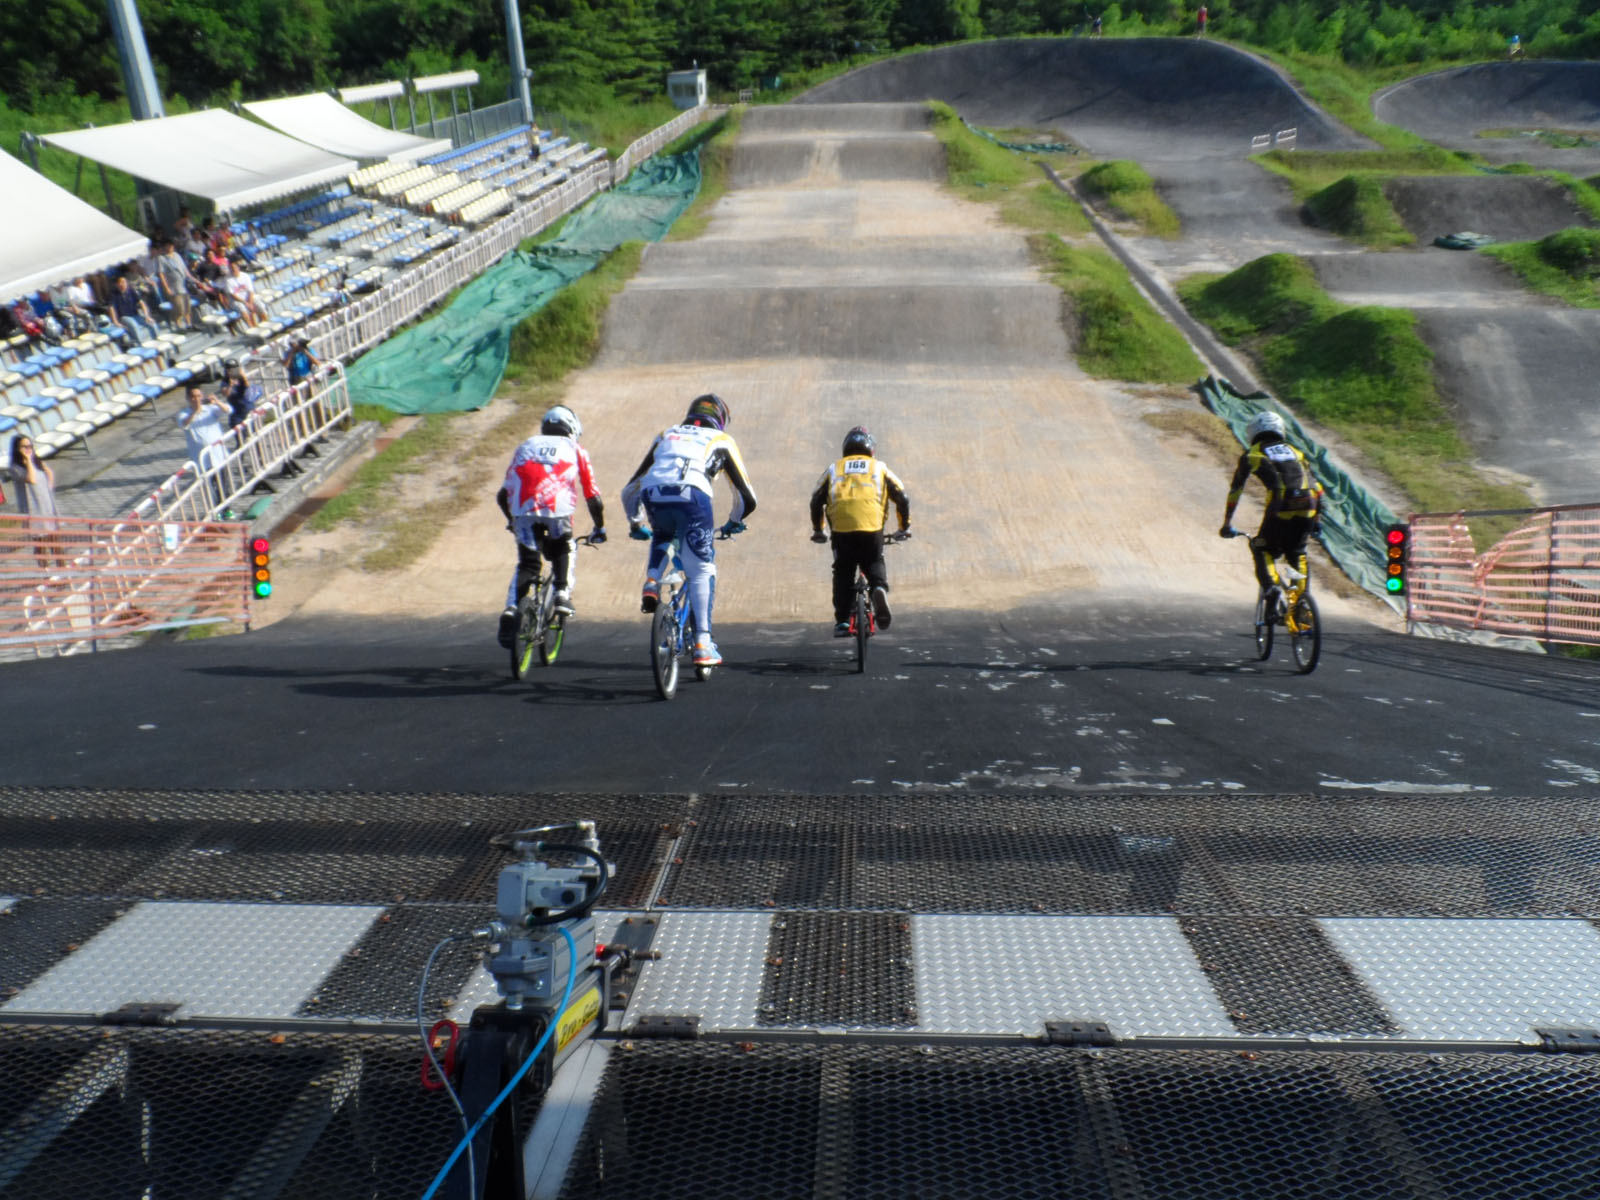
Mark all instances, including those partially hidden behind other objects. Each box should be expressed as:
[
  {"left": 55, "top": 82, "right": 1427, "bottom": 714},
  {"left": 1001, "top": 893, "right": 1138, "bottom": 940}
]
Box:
[
  {"left": 800, "top": 37, "right": 1362, "bottom": 159},
  {"left": 729, "top": 102, "right": 942, "bottom": 188},
  {"left": 1386, "top": 175, "right": 1596, "bottom": 243}
]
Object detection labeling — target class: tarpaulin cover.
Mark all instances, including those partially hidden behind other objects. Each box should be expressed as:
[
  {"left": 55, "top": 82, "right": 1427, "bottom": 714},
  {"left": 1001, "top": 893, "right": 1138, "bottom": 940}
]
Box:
[
  {"left": 1196, "top": 375, "right": 1403, "bottom": 609},
  {"left": 963, "top": 117, "right": 1077, "bottom": 155},
  {"left": 346, "top": 150, "right": 700, "bottom": 414},
  {"left": 0, "top": 149, "right": 147, "bottom": 302}
]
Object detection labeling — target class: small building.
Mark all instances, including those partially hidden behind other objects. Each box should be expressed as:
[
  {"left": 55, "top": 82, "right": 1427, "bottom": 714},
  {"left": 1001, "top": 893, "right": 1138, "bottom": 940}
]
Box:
[{"left": 667, "top": 69, "right": 707, "bottom": 110}]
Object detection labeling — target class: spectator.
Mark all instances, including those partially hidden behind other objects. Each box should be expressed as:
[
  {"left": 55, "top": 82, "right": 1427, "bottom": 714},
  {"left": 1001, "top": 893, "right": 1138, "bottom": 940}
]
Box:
[
  {"left": 1092, "top": 13, "right": 1102, "bottom": 36},
  {"left": 107, "top": 274, "right": 157, "bottom": 345},
  {"left": 51, "top": 277, "right": 98, "bottom": 335},
  {"left": 222, "top": 358, "right": 263, "bottom": 430},
  {"left": 224, "top": 261, "right": 268, "bottom": 327},
  {"left": 7, "top": 297, "right": 48, "bottom": 343},
  {"left": 1508, "top": 33, "right": 1525, "bottom": 59},
  {"left": 173, "top": 206, "right": 195, "bottom": 247},
  {"left": 28, "top": 292, "right": 66, "bottom": 342},
  {"left": 283, "top": 337, "right": 320, "bottom": 387},
  {"left": 6, "top": 433, "right": 65, "bottom": 567},
  {"left": 176, "top": 384, "right": 231, "bottom": 474},
  {"left": 1197, "top": 4, "right": 1207, "bottom": 35},
  {"left": 153, "top": 238, "right": 197, "bottom": 330}
]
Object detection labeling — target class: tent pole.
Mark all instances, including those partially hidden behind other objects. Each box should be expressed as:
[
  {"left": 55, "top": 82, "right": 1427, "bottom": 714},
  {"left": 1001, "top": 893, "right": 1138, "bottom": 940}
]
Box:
[{"left": 504, "top": 0, "right": 534, "bottom": 127}]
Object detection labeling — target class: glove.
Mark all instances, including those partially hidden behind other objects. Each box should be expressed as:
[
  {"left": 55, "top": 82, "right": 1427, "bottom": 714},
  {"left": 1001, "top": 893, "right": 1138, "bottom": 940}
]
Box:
[
  {"left": 1219, "top": 524, "right": 1237, "bottom": 538},
  {"left": 629, "top": 524, "right": 651, "bottom": 541},
  {"left": 718, "top": 520, "right": 746, "bottom": 538},
  {"left": 810, "top": 531, "right": 827, "bottom": 544},
  {"left": 588, "top": 528, "right": 607, "bottom": 545}
]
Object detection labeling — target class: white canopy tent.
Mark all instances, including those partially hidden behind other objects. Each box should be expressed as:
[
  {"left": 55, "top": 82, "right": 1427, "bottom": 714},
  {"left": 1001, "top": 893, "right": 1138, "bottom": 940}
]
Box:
[
  {"left": 243, "top": 93, "right": 450, "bottom": 163},
  {"left": 42, "top": 110, "right": 357, "bottom": 214},
  {"left": 0, "top": 148, "right": 148, "bottom": 302}
]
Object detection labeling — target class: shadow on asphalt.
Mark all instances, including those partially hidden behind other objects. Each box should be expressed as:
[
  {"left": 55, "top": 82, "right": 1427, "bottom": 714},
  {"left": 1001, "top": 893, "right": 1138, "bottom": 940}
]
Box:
[
  {"left": 1339, "top": 637, "right": 1600, "bottom": 708},
  {"left": 188, "top": 659, "right": 654, "bottom": 705}
]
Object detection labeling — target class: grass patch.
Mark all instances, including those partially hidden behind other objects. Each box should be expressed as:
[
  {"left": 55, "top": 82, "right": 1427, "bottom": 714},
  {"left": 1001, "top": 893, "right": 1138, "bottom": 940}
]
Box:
[
  {"left": 929, "top": 100, "right": 1039, "bottom": 194},
  {"left": 1302, "top": 174, "right": 1413, "bottom": 247},
  {"left": 1031, "top": 235, "right": 1203, "bottom": 384},
  {"left": 1180, "top": 253, "right": 1533, "bottom": 514},
  {"left": 504, "top": 242, "right": 646, "bottom": 384},
  {"left": 998, "top": 178, "right": 1092, "bottom": 236},
  {"left": 665, "top": 109, "right": 743, "bottom": 242},
  {"left": 1253, "top": 145, "right": 1473, "bottom": 200},
  {"left": 307, "top": 413, "right": 461, "bottom": 533},
  {"left": 1484, "top": 227, "right": 1600, "bottom": 308},
  {"left": 1078, "top": 161, "right": 1180, "bottom": 237}
]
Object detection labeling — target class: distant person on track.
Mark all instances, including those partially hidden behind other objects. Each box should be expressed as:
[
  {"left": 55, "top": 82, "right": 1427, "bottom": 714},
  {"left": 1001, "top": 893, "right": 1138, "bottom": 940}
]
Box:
[
  {"left": 621, "top": 393, "right": 757, "bottom": 669},
  {"left": 1092, "top": 14, "right": 1103, "bottom": 36},
  {"left": 1197, "top": 4, "right": 1208, "bottom": 35},
  {"left": 1508, "top": 34, "right": 1525, "bottom": 60},
  {"left": 810, "top": 426, "right": 910, "bottom": 638},
  {"left": 496, "top": 404, "right": 606, "bottom": 647},
  {"left": 1220, "top": 411, "right": 1324, "bottom": 618}
]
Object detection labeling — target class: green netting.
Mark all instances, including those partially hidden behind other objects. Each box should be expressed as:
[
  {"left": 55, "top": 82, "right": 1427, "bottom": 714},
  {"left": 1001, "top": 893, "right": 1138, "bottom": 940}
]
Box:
[
  {"left": 1196, "top": 375, "right": 1403, "bottom": 610},
  {"left": 346, "top": 151, "right": 702, "bottom": 414},
  {"left": 962, "top": 118, "right": 1077, "bottom": 155}
]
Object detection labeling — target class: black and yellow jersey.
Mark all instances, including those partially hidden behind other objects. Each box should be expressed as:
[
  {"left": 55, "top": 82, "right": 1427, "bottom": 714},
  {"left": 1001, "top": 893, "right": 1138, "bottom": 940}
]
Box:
[
  {"left": 810, "top": 455, "right": 910, "bottom": 535},
  {"left": 1227, "top": 435, "right": 1323, "bottom": 519}
]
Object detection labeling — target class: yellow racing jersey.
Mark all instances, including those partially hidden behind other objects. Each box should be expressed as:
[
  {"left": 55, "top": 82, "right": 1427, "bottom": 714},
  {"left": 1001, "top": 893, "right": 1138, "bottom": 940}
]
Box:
[{"left": 811, "top": 456, "right": 910, "bottom": 534}]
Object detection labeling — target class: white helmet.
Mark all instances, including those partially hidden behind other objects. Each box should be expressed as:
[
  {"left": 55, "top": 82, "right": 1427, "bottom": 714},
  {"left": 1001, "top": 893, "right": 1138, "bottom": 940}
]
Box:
[
  {"left": 1245, "top": 411, "right": 1286, "bottom": 442},
  {"left": 541, "top": 405, "right": 581, "bottom": 438}
]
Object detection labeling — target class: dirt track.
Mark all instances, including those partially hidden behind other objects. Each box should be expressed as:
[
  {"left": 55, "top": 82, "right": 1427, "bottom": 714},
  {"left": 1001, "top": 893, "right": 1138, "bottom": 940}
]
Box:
[{"left": 274, "top": 102, "right": 1370, "bottom": 630}]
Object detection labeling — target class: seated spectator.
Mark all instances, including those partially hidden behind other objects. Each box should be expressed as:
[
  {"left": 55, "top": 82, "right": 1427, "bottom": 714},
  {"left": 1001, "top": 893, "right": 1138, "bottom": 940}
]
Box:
[
  {"left": 190, "top": 258, "right": 233, "bottom": 320},
  {"left": 224, "top": 261, "right": 268, "bottom": 327},
  {"left": 283, "top": 337, "right": 321, "bottom": 387},
  {"left": 222, "top": 358, "right": 263, "bottom": 430},
  {"left": 107, "top": 273, "right": 158, "bottom": 345},
  {"left": 28, "top": 292, "right": 67, "bottom": 342},
  {"left": 50, "top": 278, "right": 99, "bottom": 335},
  {"left": 7, "top": 297, "right": 49, "bottom": 344}
]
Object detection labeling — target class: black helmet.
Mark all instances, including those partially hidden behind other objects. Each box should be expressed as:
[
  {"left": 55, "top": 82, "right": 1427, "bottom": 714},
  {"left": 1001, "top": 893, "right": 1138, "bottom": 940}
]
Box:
[
  {"left": 842, "top": 426, "right": 874, "bottom": 456},
  {"left": 685, "top": 393, "right": 729, "bottom": 430}
]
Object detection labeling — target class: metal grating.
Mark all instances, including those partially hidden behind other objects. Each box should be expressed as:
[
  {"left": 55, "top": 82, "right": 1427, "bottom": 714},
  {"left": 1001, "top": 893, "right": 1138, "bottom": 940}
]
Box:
[
  {"left": 1181, "top": 915, "right": 1396, "bottom": 1036},
  {"left": 0, "top": 788, "right": 679, "bottom": 907},
  {"left": 300, "top": 903, "right": 494, "bottom": 1021},
  {"left": 656, "top": 794, "right": 1600, "bottom": 915},
  {"left": 0, "top": 899, "right": 128, "bottom": 1003},
  {"left": 759, "top": 912, "right": 915, "bottom": 1027},
  {"left": 559, "top": 1043, "right": 1600, "bottom": 1200},
  {"left": 0, "top": 1024, "right": 467, "bottom": 1200}
]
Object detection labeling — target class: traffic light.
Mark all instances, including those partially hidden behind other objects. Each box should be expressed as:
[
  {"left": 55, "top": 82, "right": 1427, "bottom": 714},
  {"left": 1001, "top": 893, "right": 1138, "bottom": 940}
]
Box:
[
  {"left": 250, "top": 536, "right": 272, "bottom": 598},
  {"left": 1384, "top": 524, "right": 1407, "bottom": 595}
]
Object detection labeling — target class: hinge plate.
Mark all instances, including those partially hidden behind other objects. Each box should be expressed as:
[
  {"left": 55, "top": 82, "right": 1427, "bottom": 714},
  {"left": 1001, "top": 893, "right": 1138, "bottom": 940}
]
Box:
[
  {"left": 1044, "top": 1019, "right": 1115, "bottom": 1047},
  {"left": 631, "top": 1013, "right": 700, "bottom": 1039}
]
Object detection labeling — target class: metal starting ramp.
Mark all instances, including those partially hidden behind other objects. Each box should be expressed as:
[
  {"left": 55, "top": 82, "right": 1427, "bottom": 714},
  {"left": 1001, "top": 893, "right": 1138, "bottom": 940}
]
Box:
[{"left": 1, "top": 787, "right": 1599, "bottom": 1198}]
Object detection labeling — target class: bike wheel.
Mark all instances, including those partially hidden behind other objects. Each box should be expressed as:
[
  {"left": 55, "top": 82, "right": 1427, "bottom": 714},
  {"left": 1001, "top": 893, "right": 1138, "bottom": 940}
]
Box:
[
  {"left": 650, "top": 597, "right": 680, "bottom": 700},
  {"left": 1290, "top": 591, "right": 1321, "bottom": 674},
  {"left": 538, "top": 587, "right": 563, "bottom": 666},
  {"left": 510, "top": 594, "right": 540, "bottom": 680},
  {"left": 1253, "top": 596, "right": 1274, "bottom": 661},
  {"left": 853, "top": 588, "right": 869, "bottom": 674}
]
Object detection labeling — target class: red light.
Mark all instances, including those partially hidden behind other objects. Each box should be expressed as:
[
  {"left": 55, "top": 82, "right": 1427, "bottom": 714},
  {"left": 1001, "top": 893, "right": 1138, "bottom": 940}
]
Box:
[
  {"left": 1386, "top": 529, "right": 1405, "bottom": 545},
  {"left": 251, "top": 537, "right": 270, "bottom": 554}
]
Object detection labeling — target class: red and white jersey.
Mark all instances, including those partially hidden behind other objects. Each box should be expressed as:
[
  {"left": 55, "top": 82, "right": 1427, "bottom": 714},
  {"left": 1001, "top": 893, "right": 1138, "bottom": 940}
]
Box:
[{"left": 503, "top": 435, "right": 599, "bottom": 519}]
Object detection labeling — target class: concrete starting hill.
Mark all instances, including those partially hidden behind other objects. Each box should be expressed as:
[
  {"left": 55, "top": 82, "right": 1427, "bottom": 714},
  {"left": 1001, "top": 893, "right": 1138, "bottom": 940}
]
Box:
[{"left": 5, "top": 39, "right": 1600, "bottom": 1200}]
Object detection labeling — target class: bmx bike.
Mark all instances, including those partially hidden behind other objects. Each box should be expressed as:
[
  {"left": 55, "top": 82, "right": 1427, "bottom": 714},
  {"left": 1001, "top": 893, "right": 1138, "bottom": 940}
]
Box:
[
  {"left": 508, "top": 533, "right": 602, "bottom": 679},
  {"left": 1223, "top": 526, "right": 1322, "bottom": 674},
  {"left": 839, "top": 530, "right": 909, "bottom": 674},
  {"left": 645, "top": 523, "right": 743, "bottom": 701}
]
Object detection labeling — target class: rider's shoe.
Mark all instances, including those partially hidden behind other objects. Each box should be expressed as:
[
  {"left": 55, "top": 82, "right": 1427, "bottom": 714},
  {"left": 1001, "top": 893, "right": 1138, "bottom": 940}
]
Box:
[
  {"left": 871, "top": 586, "right": 892, "bottom": 631},
  {"left": 1263, "top": 585, "right": 1287, "bottom": 619},
  {"left": 553, "top": 589, "right": 574, "bottom": 615},
  {"left": 496, "top": 606, "right": 518, "bottom": 647},
  {"left": 693, "top": 635, "right": 722, "bottom": 667},
  {"left": 640, "top": 582, "right": 660, "bottom": 614},
  {"left": 834, "top": 621, "right": 852, "bottom": 638}
]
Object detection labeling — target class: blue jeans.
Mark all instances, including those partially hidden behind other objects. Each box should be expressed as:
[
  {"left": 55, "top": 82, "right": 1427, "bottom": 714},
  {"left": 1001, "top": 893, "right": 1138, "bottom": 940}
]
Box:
[
  {"left": 119, "top": 315, "right": 156, "bottom": 345},
  {"left": 643, "top": 489, "right": 716, "bottom": 638}
]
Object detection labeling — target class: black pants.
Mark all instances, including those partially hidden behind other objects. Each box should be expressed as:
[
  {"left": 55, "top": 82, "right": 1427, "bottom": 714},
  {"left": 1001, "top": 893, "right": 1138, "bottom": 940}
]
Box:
[
  {"left": 515, "top": 523, "right": 571, "bottom": 601},
  {"left": 1251, "top": 515, "right": 1313, "bottom": 591},
  {"left": 831, "top": 530, "right": 887, "bottom": 622}
]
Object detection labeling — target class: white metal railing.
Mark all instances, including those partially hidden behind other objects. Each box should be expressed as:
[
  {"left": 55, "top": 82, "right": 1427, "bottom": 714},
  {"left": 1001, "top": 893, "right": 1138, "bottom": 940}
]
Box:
[
  {"left": 264, "top": 158, "right": 614, "bottom": 365},
  {"left": 131, "top": 363, "right": 352, "bottom": 525},
  {"left": 611, "top": 104, "right": 715, "bottom": 185}
]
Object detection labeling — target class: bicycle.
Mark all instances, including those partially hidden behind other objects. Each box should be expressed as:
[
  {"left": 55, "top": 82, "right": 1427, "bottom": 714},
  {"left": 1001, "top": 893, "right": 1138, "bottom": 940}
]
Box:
[
  {"left": 819, "top": 530, "right": 909, "bottom": 675},
  {"left": 1222, "top": 527, "right": 1321, "bottom": 674},
  {"left": 641, "top": 522, "right": 743, "bottom": 701},
  {"left": 508, "top": 534, "right": 602, "bottom": 680}
]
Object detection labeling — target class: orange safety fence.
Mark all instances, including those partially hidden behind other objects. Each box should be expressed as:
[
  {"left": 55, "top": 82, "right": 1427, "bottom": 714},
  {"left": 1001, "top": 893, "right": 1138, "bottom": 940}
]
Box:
[
  {"left": 0, "top": 514, "right": 252, "bottom": 656},
  {"left": 1407, "top": 505, "right": 1600, "bottom": 647}
]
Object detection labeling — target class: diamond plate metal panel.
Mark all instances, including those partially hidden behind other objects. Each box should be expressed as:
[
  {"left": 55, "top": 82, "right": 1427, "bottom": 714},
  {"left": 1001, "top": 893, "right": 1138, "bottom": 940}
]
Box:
[
  {"left": 6, "top": 901, "right": 383, "bottom": 1019},
  {"left": 1321, "top": 917, "right": 1600, "bottom": 1041},
  {"left": 913, "top": 915, "right": 1235, "bottom": 1037},
  {"left": 623, "top": 912, "right": 772, "bottom": 1030}
]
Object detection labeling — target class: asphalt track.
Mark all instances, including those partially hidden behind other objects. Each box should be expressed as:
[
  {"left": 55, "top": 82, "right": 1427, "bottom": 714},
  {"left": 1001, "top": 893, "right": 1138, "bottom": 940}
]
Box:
[{"left": 6, "top": 604, "right": 1600, "bottom": 795}]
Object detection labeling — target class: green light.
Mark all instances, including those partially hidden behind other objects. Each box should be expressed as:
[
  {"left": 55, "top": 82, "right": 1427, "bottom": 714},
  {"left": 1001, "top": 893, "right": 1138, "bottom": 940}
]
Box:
[
  {"left": 254, "top": 581, "right": 273, "bottom": 598},
  {"left": 1385, "top": 578, "right": 1404, "bottom": 593}
]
